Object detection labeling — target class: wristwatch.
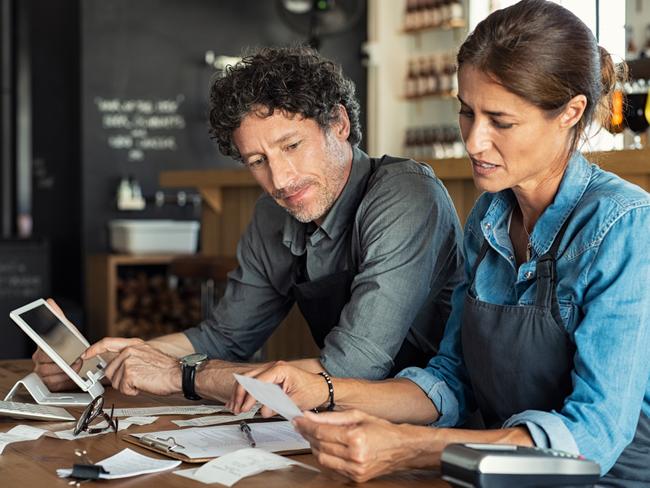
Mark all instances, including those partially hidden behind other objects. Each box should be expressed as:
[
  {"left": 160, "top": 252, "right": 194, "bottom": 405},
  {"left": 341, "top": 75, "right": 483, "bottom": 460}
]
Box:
[{"left": 180, "top": 353, "right": 208, "bottom": 400}]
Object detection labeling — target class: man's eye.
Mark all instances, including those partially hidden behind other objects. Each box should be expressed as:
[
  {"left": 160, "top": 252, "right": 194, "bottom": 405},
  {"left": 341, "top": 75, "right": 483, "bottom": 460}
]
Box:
[
  {"left": 458, "top": 110, "right": 474, "bottom": 118},
  {"left": 286, "top": 141, "right": 301, "bottom": 151},
  {"left": 246, "top": 158, "right": 266, "bottom": 169}
]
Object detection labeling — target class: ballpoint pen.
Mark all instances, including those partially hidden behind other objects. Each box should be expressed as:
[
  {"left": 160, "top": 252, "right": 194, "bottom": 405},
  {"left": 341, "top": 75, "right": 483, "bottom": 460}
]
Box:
[{"left": 239, "top": 420, "right": 256, "bottom": 448}]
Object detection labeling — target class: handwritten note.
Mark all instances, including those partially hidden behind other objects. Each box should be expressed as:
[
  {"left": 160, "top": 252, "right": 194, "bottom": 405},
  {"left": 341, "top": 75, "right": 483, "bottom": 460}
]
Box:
[
  {"left": 174, "top": 448, "right": 318, "bottom": 486},
  {"left": 172, "top": 405, "right": 260, "bottom": 427},
  {"left": 51, "top": 416, "right": 158, "bottom": 440},
  {"left": 131, "top": 420, "right": 308, "bottom": 460},
  {"left": 105, "top": 405, "right": 225, "bottom": 417},
  {"left": 57, "top": 448, "right": 180, "bottom": 479},
  {"left": 0, "top": 425, "right": 47, "bottom": 454},
  {"left": 234, "top": 374, "right": 303, "bottom": 421}
]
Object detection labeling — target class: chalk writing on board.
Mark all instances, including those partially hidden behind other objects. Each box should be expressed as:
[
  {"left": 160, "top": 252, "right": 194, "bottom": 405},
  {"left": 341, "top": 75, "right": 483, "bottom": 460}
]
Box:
[
  {"left": 0, "top": 262, "right": 44, "bottom": 299},
  {"left": 94, "top": 95, "right": 186, "bottom": 162}
]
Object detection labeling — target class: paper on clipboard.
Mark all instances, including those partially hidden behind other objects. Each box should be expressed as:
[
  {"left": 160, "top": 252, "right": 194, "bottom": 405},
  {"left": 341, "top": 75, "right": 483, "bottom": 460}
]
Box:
[
  {"left": 128, "top": 420, "right": 308, "bottom": 461},
  {"left": 233, "top": 374, "right": 303, "bottom": 420}
]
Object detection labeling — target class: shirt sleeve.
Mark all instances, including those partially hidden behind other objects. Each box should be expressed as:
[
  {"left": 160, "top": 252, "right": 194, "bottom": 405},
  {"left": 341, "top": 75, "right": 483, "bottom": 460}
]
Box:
[
  {"left": 396, "top": 212, "right": 483, "bottom": 426},
  {"left": 184, "top": 203, "right": 294, "bottom": 361},
  {"left": 322, "top": 168, "right": 464, "bottom": 380},
  {"left": 504, "top": 206, "right": 650, "bottom": 474}
]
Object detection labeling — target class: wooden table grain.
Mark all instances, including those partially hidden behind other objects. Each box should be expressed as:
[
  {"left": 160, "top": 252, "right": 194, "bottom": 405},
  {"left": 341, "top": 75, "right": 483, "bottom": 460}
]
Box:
[{"left": 0, "top": 360, "right": 449, "bottom": 487}]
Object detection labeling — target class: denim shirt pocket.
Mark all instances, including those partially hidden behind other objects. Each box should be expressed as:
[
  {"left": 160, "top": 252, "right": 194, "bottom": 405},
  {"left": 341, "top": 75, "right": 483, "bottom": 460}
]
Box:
[{"left": 557, "top": 299, "right": 577, "bottom": 336}]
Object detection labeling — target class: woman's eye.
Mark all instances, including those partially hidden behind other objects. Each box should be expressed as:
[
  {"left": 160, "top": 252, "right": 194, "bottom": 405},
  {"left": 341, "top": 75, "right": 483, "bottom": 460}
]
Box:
[{"left": 492, "top": 120, "right": 514, "bottom": 129}]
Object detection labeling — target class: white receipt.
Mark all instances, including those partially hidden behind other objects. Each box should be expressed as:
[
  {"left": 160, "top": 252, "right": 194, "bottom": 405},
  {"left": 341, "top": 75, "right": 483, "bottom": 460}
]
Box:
[
  {"left": 0, "top": 425, "right": 48, "bottom": 454},
  {"left": 57, "top": 447, "right": 180, "bottom": 479},
  {"left": 105, "top": 405, "right": 225, "bottom": 417},
  {"left": 50, "top": 416, "right": 159, "bottom": 440},
  {"left": 174, "top": 448, "right": 318, "bottom": 486},
  {"left": 172, "top": 406, "right": 260, "bottom": 427},
  {"left": 234, "top": 374, "right": 303, "bottom": 421},
  {"left": 131, "top": 420, "right": 308, "bottom": 459}
]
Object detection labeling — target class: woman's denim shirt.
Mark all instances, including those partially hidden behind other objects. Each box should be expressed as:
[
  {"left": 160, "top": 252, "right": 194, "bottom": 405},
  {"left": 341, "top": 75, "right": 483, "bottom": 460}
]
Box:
[{"left": 398, "top": 152, "right": 650, "bottom": 474}]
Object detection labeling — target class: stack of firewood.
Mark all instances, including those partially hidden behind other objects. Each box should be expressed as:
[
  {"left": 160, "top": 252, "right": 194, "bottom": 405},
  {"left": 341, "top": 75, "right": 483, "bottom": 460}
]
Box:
[{"left": 115, "top": 270, "right": 203, "bottom": 339}]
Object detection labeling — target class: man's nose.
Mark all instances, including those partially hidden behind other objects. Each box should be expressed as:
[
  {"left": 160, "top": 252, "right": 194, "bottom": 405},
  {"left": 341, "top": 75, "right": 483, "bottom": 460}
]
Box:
[{"left": 269, "top": 155, "right": 299, "bottom": 190}]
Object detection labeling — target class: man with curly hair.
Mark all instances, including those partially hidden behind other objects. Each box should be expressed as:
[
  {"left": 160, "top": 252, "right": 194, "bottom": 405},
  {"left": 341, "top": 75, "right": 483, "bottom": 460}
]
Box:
[{"left": 33, "top": 47, "right": 464, "bottom": 403}]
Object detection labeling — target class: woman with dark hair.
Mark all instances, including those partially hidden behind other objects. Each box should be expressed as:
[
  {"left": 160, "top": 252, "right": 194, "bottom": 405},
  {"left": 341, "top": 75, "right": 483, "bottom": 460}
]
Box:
[{"left": 228, "top": 1, "right": 650, "bottom": 484}]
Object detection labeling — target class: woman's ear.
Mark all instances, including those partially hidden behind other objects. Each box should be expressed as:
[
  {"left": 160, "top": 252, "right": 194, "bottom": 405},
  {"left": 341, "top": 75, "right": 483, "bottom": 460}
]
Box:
[{"left": 559, "top": 94, "right": 587, "bottom": 129}]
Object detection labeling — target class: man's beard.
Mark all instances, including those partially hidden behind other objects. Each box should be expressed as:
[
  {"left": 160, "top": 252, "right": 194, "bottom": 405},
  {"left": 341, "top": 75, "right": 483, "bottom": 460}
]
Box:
[{"left": 272, "top": 178, "right": 338, "bottom": 223}]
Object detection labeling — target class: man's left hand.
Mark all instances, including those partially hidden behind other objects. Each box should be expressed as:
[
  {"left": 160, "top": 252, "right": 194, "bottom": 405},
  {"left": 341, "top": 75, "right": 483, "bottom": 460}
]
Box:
[{"left": 82, "top": 337, "right": 180, "bottom": 396}]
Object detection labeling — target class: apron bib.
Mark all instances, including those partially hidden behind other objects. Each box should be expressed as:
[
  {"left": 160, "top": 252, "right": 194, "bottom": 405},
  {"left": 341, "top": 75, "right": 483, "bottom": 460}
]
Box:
[{"left": 461, "top": 217, "right": 650, "bottom": 485}]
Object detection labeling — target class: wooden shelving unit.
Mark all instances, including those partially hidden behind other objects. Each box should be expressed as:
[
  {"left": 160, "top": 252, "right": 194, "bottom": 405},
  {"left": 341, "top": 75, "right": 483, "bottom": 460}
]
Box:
[{"left": 85, "top": 254, "right": 237, "bottom": 341}]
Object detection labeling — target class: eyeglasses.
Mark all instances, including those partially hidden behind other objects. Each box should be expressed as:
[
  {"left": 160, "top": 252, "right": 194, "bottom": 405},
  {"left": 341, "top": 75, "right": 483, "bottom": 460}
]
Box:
[{"left": 73, "top": 396, "right": 118, "bottom": 436}]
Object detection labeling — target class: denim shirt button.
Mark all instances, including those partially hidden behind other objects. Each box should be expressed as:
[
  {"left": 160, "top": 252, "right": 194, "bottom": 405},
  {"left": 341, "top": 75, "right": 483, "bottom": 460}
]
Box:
[
  {"left": 485, "top": 223, "right": 491, "bottom": 230},
  {"left": 509, "top": 255, "right": 514, "bottom": 261},
  {"left": 524, "top": 271, "right": 534, "bottom": 280}
]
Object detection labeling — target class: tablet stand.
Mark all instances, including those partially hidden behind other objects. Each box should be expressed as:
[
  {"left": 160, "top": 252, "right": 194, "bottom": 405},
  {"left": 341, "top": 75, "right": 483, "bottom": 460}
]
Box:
[{"left": 4, "top": 372, "right": 100, "bottom": 406}]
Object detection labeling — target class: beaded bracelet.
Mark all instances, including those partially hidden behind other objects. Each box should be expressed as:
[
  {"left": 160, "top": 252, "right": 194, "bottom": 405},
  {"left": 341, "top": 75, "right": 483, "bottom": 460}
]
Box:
[{"left": 318, "top": 371, "right": 335, "bottom": 411}]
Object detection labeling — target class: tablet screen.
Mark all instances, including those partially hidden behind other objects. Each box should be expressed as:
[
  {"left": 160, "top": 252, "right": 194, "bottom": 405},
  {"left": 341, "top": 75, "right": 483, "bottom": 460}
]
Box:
[{"left": 19, "top": 304, "right": 103, "bottom": 379}]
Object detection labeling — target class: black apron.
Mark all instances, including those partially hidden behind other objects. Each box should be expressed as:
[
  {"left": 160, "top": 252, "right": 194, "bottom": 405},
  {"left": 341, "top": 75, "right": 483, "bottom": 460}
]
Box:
[
  {"left": 461, "top": 216, "right": 650, "bottom": 486},
  {"left": 290, "top": 156, "right": 430, "bottom": 376}
]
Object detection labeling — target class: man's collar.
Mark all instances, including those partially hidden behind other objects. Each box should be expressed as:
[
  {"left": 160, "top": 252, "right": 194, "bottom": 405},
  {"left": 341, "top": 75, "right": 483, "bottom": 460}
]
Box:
[{"left": 282, "top": 146, "right": 371, "bottom": 255}]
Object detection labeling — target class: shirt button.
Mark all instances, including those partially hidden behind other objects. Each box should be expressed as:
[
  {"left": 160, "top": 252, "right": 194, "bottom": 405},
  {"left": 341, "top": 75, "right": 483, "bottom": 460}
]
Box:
[
  {"left": 485, "top": 223, "right": 491, "bottom": 230},
  {"left": 509, "top": 255, "right": 514, "bottom": 261},
  {"left": 524, "top": 271, "right": 534, "bottom": 280}
]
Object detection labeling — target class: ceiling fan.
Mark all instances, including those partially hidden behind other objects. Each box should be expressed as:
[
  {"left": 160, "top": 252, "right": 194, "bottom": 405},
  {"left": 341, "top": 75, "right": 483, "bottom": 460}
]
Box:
[{"left": 277, "top": 0, "right": 364, "bottom": 50}]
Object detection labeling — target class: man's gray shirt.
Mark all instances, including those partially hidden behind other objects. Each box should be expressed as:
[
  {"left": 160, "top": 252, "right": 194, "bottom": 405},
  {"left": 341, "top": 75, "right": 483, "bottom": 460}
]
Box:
[{"left": 184, "top": 147, "right": 464, "bottom": 379}]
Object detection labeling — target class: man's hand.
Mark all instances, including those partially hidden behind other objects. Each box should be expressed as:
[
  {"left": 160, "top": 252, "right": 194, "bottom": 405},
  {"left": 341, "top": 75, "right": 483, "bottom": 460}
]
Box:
[
  {"left": 32, "top": 347, "right": 81, "bottom": 392},
  {"left": 227, "top": 361, "right": 329, "bottom": 416},
  {"left": 294, "top": 409, "right": 420, "bottom": 483},
  {"left": 82, "top": 337, "right": 181, "bottom": 396},
  {"left": 31, "top": 298, "right": 106, "bottom": 391}
]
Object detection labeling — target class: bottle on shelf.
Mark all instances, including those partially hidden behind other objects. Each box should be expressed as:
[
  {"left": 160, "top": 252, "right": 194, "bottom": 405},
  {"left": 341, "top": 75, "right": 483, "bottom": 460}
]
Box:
[
  {"left": 449, "top": 0, "right": 463, "bottom": 23},
  {"left": 403, "top": 0, "right": 464, "bottom": 31},
  {"left": 404, "top": 125, "right": 465, "bottom": 161},
  {"left": 405, "top": 59, "right": 419, "bottom": 98}
]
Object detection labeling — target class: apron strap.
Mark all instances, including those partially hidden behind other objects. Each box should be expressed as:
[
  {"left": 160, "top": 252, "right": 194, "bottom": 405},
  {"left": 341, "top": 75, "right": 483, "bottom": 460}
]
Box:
[{"left": 534, "top": 214, "right": 574, "bottom": 321}]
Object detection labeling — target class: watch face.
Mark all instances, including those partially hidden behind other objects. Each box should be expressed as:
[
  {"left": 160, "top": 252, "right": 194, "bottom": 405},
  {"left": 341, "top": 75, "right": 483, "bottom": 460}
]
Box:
[{"left": 182, "top": 353, "right": 208, "bottom": 367}]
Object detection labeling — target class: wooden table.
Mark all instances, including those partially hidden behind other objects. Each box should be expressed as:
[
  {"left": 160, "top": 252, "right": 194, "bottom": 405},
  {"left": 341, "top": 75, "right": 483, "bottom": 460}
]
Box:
[{"left": 0, "top": 360, "right": 449, "bottom": 487}]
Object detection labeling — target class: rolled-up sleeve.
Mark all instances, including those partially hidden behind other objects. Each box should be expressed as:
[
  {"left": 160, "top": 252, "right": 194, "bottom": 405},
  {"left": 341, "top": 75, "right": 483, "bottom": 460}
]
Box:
[
  {"left": 321, "top": 171, "right": 463, "bottom": 379},
  {"left": 184, "top": 203, "right": 294, "bottom": 361}
]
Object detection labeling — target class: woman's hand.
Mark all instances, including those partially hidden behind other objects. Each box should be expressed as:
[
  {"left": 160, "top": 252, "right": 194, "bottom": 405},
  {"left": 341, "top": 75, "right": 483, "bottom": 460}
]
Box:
[
  {"left": 294, "top": 409, "right": 430, "bottom": 483},
  {"left": 226, "top": 361, "right": 329, "bottom": 416}
]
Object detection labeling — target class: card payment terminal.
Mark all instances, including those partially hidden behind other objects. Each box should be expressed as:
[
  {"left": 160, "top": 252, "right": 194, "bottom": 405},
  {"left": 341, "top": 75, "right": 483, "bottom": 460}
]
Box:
[{"left": 440, "top": 443, "right": 601, "bottom": 487}]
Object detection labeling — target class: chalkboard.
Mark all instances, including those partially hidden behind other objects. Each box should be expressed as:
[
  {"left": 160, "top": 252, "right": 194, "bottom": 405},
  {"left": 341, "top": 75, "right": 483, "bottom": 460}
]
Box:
[
  {"left": 0, "top": 240, "right": 50, "bottom": 359},
  {"left": 80, "top": 0, "right": 367, "bottom": 253}
]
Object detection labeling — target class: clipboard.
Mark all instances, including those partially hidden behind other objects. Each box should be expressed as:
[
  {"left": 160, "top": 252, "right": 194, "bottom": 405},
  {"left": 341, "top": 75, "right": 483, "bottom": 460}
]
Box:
[
  {"left": 123, "top": 421, "right": 311, "bottom": 463},
  {"left": 124, "top": 433, "right": 213, "bottom": 463}
]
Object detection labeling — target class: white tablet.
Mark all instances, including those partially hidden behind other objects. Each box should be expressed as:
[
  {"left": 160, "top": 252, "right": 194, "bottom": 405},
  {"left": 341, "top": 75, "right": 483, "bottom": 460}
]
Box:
[{"left": 10, "top": 299, "right": 106, "bottom": 397}]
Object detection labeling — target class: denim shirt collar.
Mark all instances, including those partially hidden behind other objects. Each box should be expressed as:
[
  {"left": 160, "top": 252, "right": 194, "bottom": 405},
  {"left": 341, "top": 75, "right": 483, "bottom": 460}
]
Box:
[
  {"left": 480, "top": 152, "right": 592, "bottom": 257},
  {"left": 282, "top": 146, "right": 371, "bottom": 256}
]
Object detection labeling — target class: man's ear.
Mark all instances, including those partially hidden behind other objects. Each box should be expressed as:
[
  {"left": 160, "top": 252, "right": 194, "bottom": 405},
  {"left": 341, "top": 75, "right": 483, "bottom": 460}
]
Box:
[
  {"left": 559, "top": 94, "right": 587, "bottom": 130},
  {"left": 331, "top": 104, "right": 351, "bottom": 141}
]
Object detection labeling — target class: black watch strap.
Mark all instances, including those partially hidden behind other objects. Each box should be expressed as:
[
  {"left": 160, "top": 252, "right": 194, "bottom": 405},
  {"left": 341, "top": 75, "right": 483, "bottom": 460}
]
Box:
[{"left": 182, "top": 363, "right": 202, "bottom": 400}]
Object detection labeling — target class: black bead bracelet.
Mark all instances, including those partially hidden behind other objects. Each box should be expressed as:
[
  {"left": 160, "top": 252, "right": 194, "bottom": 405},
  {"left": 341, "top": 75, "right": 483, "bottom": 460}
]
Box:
[{"left": 318, "top": 371, "right": 335, "bottom": 411}]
